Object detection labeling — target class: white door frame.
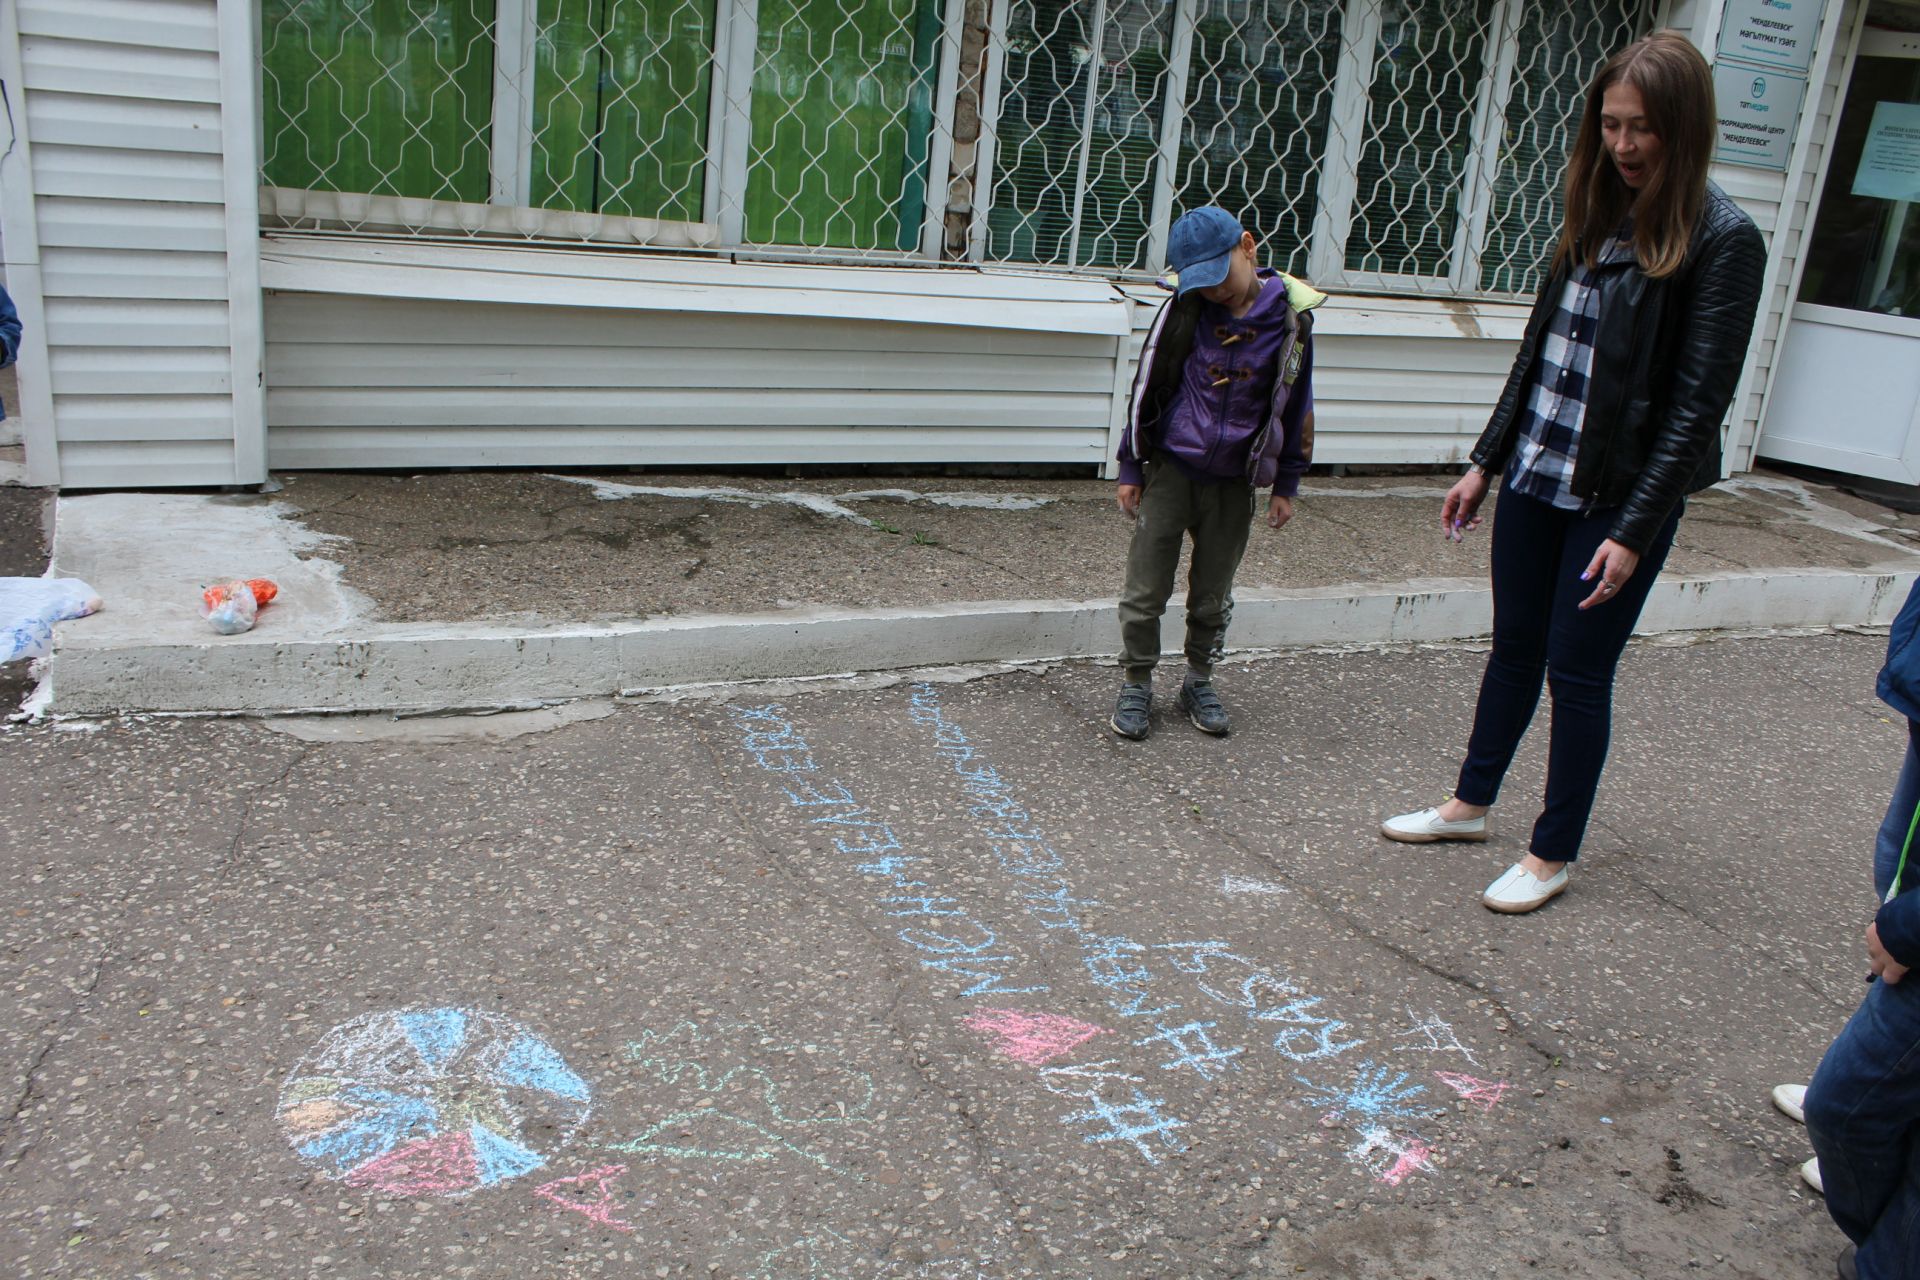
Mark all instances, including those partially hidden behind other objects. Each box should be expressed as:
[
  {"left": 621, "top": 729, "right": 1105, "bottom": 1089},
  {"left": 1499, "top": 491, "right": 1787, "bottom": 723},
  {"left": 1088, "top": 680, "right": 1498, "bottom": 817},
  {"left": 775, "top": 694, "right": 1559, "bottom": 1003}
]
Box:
[{"left": 1756, "top": 16, "right": 1920, "bottom": 480}]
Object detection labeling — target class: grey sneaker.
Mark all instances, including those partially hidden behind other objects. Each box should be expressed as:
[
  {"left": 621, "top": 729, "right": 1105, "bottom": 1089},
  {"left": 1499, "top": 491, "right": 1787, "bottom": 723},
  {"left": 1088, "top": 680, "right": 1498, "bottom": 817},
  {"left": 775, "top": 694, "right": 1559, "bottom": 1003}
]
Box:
[
  {"left": 1110, "top": 681, "right": 1152, "bottom": 740},
  {"left": 1178, "top": 677, "right": 1230, "bottom": 735}
]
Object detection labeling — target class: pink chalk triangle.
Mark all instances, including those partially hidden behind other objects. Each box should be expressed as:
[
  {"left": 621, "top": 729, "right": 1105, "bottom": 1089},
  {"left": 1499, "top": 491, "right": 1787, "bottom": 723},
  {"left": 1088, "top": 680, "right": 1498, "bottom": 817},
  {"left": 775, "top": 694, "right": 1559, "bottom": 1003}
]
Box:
[
  {"left": 534, "top": 1163, "right": 634, "bottom": 1232},
  {"left": 344, "top": 1129, "right": 479, "bottom": 1197},
  {"left": 962, "top": 1008, "right": 1109, "bottom": 1066}
]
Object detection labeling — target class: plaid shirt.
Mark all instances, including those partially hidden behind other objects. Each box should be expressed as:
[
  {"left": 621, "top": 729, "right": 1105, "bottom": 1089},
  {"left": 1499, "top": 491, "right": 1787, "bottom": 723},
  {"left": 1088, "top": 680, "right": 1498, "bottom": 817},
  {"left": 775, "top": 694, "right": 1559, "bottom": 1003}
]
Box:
[{"left": 1506, "top": 231, "right": 1637, "bottom": 512}]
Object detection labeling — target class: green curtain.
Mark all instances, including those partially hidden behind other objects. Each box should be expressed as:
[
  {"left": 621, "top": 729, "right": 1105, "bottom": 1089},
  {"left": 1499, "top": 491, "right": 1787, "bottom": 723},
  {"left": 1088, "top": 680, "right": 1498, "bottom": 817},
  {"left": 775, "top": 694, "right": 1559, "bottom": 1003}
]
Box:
[
  {"left": 261, "top": 0, "right": 494, "bottom": 201},
  {"left": 531, "top": 0, "right": 715, "bottom": 220},
  {"left": 744, "top": 0, "right": 942, "bottom": 249}
]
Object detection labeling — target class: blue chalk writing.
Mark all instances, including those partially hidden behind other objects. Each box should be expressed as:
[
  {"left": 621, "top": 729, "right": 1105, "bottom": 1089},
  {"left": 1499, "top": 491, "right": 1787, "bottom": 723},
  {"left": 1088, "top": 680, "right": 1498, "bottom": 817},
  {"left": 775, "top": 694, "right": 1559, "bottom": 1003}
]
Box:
[
  {"left": 1040, "top": 1059, "right": 1188, "bottom": 1163},
  {"left": 1059, "top": 1088, "right": 1189, "bottom": 1164},
  {"left": 1137, "top": 1020, "right": 1245, "bottom": 1080},
  {"left": 726, "top": 703, "right": 1046, "bottom": 1000}
]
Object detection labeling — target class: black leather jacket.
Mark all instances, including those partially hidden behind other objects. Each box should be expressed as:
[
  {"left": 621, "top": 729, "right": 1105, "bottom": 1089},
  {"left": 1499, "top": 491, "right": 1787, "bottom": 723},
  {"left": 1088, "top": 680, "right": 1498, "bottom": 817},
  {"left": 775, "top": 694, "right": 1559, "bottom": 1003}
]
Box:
[{"left": 1469, "top": 182, "right": 1766, "bottom": 553}]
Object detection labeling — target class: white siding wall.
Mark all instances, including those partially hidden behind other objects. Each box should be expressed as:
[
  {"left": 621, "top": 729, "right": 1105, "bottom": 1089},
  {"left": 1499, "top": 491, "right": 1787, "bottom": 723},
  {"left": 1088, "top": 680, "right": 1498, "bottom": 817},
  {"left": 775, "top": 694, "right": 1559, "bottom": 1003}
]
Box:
[
  {"left": 2, "top": 0, "right": 259, "bottom": 488},
  {"left": 260, "top": 245, "right": 1129, "bottom": 471},
  {"left": 1118, "top": 285, "right": 1532, "bottom": 467}
]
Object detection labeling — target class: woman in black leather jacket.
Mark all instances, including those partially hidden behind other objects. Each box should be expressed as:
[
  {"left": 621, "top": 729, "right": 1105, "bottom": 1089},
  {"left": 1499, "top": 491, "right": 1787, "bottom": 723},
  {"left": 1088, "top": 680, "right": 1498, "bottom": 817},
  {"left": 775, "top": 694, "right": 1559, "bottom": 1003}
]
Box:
[{"left": 1379, "top": 30, "right": 1765, "bottom": 914}]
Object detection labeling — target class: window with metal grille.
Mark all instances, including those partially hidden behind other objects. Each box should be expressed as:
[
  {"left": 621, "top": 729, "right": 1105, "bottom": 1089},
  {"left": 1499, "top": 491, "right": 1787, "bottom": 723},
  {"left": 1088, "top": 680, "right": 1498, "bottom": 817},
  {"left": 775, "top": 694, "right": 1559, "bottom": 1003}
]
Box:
[
  {"left": 260, "top": 0, "right": 955, "bottom": 253},
  {"left": 977, "top": 0, "right": 1651, "bottom": 298},
  {"left": 258, "top": 0, "right": 1650, "bottom": 300}
]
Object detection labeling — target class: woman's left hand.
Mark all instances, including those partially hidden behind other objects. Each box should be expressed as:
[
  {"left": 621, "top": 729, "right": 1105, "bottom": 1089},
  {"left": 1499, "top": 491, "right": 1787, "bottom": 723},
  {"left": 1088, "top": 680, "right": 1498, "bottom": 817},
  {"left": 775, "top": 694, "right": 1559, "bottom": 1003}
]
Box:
[{"left": 1577, "top": 538, "right": 1641, "bottom": 611}]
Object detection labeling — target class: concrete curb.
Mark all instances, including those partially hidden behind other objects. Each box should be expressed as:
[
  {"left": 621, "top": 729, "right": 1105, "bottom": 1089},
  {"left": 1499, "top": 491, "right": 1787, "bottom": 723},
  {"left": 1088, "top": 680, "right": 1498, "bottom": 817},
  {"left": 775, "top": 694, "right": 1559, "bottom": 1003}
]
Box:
[{"left": 42, "top": 566, "right": 1916, "bottom": 716}]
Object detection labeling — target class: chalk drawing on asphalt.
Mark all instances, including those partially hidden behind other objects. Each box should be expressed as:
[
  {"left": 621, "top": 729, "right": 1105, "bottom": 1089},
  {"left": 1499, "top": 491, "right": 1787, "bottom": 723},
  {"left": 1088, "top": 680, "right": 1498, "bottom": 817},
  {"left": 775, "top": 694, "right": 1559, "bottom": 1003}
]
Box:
[
  {"left": 1039, "top": 1059, "right": 1188, "bottom": 1164},
  {"left": 1297, "top": 1062, "right": 1427, "bottom": 1126},
  {"left": 1393, "top": 1009, "right": 1481, "bottom": 1066},
  {"left": 1434, "top": 1071, "right": 1512, "bottom": 1113},
  {"left": 534, "top": 1163, "right": 635, "bottom": 1232},
  {"left": 1220, "top": 875, "right": 1291, "bottom": 896},
  {"left": 278, "top": 1006, "right": 590, "bottom": 1198},
  {"left": 1348, "top": 1126, "right": 1437, "bottom": 1186},
  {"left": 605, "top": 1020, "right": 874, "bottom": 1176},
  {"left": 728, "top": 703, "right": 1046, "bottom": 1000},
  {"left": 962, "top": 1008, "right": 1110, "bottom": 1066}
]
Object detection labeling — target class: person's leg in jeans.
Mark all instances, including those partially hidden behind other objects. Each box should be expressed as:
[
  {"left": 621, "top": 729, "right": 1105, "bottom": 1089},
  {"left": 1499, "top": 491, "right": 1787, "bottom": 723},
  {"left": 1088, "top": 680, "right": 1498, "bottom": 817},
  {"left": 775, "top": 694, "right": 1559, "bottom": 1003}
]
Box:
[
  {"left": 1806, "top": 971, "right": 1920, "bottom": 1277},
  {"left": 1118, "top": 461, "right": 1195, "bottom": 683},
  {"left": 1524, "top": 500, "right": 1682, "bottom": 860},
  {"left": 1182, "top": 481, "right": 1256, "bottom": 679},
  {"left": 1454, "top": 489, "right": 1567, "bottom": 809},
  {"left": 1807, "top": 734, "right": 1920, "bottom": 1277}
]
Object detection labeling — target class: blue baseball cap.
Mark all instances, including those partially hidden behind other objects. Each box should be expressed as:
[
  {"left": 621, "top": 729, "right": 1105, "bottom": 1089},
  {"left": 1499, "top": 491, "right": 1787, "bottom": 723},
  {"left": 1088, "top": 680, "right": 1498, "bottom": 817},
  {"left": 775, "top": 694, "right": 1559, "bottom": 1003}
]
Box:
[{"left": 1166, "top": 206, "right": 1245, "bottom": 295}]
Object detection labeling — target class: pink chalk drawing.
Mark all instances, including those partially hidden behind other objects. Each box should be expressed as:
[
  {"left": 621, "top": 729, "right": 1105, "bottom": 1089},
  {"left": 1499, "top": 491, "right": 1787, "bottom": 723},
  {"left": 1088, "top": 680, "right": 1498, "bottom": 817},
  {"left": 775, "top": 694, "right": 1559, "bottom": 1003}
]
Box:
[
  {"left": 534, "top": 1163, "right": 635, "bottom": 1233},
  {"left": 962, "top": 1008, "right": 1110, "bottom": 1066},
  {"left": 1434, "top": 1070, "right": 1512, "bottom": 1113},
  {"left": 1347, "top": 1126, "right": 1436, "bottom": 1186},
  {"left": 344, "top": 1131, "right": 479, "bottom": 1197}
]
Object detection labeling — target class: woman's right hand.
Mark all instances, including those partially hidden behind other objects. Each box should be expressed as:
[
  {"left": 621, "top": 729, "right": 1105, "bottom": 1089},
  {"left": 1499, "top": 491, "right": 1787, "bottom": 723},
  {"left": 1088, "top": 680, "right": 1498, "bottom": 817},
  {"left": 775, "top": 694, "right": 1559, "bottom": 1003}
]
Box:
[{"left": 1442, "top": 469, "right": 1490, "bottom": 542}]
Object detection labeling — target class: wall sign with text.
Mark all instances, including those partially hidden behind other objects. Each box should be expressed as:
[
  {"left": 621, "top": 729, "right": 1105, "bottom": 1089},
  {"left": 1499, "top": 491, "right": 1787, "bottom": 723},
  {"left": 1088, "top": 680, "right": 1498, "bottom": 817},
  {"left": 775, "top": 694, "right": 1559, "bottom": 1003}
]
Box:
[
  {"left": 1714, "top": 61, "right": 1809, "bottom": 171},
  {"left": 1716, "top": 0, "right": 1820, "bottom": 74}
]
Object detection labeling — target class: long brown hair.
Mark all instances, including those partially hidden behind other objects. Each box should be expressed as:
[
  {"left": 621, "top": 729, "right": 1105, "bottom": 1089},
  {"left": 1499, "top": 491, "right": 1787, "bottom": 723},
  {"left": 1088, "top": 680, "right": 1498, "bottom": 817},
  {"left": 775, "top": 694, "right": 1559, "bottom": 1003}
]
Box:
[{"left": 1555, "top": 30, "right": 1716, "bottom": 280}]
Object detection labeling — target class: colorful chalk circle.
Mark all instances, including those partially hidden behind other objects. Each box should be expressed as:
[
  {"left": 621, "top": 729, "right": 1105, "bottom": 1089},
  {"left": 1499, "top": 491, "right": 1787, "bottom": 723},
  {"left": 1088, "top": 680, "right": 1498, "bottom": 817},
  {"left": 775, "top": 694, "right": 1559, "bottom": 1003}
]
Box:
[{"left": 279, "top": 1006, "right": 591, "bottom": 1198}]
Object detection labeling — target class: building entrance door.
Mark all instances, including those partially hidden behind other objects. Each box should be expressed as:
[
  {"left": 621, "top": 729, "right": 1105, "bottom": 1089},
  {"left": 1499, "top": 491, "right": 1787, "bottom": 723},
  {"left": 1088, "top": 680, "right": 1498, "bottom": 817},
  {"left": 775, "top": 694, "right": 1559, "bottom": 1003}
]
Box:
[{"left": 1760, "top": 20, "right": 1920, "bottom": 482}]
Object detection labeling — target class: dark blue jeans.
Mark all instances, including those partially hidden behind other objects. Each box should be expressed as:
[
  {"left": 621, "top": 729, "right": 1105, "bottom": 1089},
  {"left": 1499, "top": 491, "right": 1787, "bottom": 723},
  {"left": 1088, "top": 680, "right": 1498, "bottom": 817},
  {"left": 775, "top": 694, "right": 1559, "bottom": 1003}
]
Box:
[
  {"left": 1453, "top": 487, "right": 1681, "bottom": 861},
  {"left": 1807, "top": 737, "right": 1920, "bottom": 1280}
]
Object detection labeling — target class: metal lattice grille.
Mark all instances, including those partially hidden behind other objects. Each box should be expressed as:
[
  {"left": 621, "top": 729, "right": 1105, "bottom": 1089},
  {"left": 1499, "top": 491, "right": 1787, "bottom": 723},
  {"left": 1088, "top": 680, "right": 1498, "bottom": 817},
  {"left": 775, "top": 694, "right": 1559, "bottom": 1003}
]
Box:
[
  {"left": 1343, "top": 0, "right": 1498, "bottom": 279},
  {"left": 1174, "top": 1, "right": 1346, "bottom": 280},
  {"left": 259, "top": 0, "right": 1650, "bottom": 298},
  {"left": 529, "top": 0, "right": 716, "bottom": 224},
  {"left": 260, "top": 0, "right": 496, "bottom": 204},
  {"left": 743, "top": 0, "right": 944, "bottom": 251},
  {"left": 260, "top": 0, "right": 949, "bottom": 251},
  {"left": 1478, "top": 0, "right": 1644, "bottom": 296},
  {"left": 983, "top": 1, "right": 1176, "bottom": 269}
]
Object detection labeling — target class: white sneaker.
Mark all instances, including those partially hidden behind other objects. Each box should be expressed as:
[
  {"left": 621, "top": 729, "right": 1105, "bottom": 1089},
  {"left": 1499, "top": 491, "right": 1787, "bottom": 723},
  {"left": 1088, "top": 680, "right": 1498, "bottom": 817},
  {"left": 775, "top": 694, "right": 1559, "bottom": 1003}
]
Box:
[
  {"left": 1380, "top": 806, "right": 1489, "bottom": 843},
  {"left": 1481, "top": 863, "right": 1568, "bottom": 913},
  {"left": 1772, "top": 1083, "right": 1808, "bottom": 1124},
  {"left": 1801, "top": 1156, "right": 1823, "bottom": 1194}
]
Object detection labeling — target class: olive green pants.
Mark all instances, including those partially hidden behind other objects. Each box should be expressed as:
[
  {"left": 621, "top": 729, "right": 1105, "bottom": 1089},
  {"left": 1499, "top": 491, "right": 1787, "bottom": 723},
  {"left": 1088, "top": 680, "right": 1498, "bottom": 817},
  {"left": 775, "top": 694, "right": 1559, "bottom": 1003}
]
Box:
[{"left": 1117, "top": 458, "right": 1255, "bottom": 683}]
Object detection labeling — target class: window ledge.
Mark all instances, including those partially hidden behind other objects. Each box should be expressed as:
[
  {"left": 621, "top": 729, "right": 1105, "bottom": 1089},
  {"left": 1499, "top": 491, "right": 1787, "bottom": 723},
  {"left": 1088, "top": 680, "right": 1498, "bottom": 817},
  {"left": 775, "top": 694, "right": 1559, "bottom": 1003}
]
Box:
[
  {"left": 258, "top": 235, "right": 1134, "bottom": 336},
  {"left": 1118, "top": 284, "right": 1531, "bottom": 341}
]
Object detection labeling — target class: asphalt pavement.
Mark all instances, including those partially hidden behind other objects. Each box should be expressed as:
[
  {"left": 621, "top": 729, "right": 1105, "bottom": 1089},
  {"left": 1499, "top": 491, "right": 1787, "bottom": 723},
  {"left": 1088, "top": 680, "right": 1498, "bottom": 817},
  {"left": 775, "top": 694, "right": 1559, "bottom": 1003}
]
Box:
[{"left": 0, "top": 628, "right": 1897, "bottom": 1279}]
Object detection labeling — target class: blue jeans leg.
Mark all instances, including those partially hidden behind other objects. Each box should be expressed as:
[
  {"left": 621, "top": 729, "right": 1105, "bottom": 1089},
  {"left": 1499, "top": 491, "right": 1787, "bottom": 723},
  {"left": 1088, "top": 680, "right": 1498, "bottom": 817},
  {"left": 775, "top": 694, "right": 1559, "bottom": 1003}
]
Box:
[
  {"left": 1806, "top": 979, "right": 1920, "bottom": 1279},
  {"left": 1454, "top": 488, "right": 1680, "bottom": 861},
  {"left": 1806, "top": 737, "right": 1920, "bottom": 1280}
]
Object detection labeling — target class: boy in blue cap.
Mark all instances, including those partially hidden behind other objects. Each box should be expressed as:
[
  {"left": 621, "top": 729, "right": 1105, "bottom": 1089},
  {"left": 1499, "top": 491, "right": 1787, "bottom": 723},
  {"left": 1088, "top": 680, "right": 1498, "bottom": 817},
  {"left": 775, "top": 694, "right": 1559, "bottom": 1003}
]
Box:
[{"left": 1110, "top": 206, "right": 1324, "bottom": 740}]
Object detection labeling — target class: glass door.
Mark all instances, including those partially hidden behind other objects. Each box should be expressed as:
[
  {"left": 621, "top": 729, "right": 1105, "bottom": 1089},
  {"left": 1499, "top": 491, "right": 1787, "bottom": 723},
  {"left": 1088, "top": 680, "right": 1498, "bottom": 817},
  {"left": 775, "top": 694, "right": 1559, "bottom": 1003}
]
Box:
[{"left": 1759, "top": 20, "right": 1920, "bottom": 483}]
